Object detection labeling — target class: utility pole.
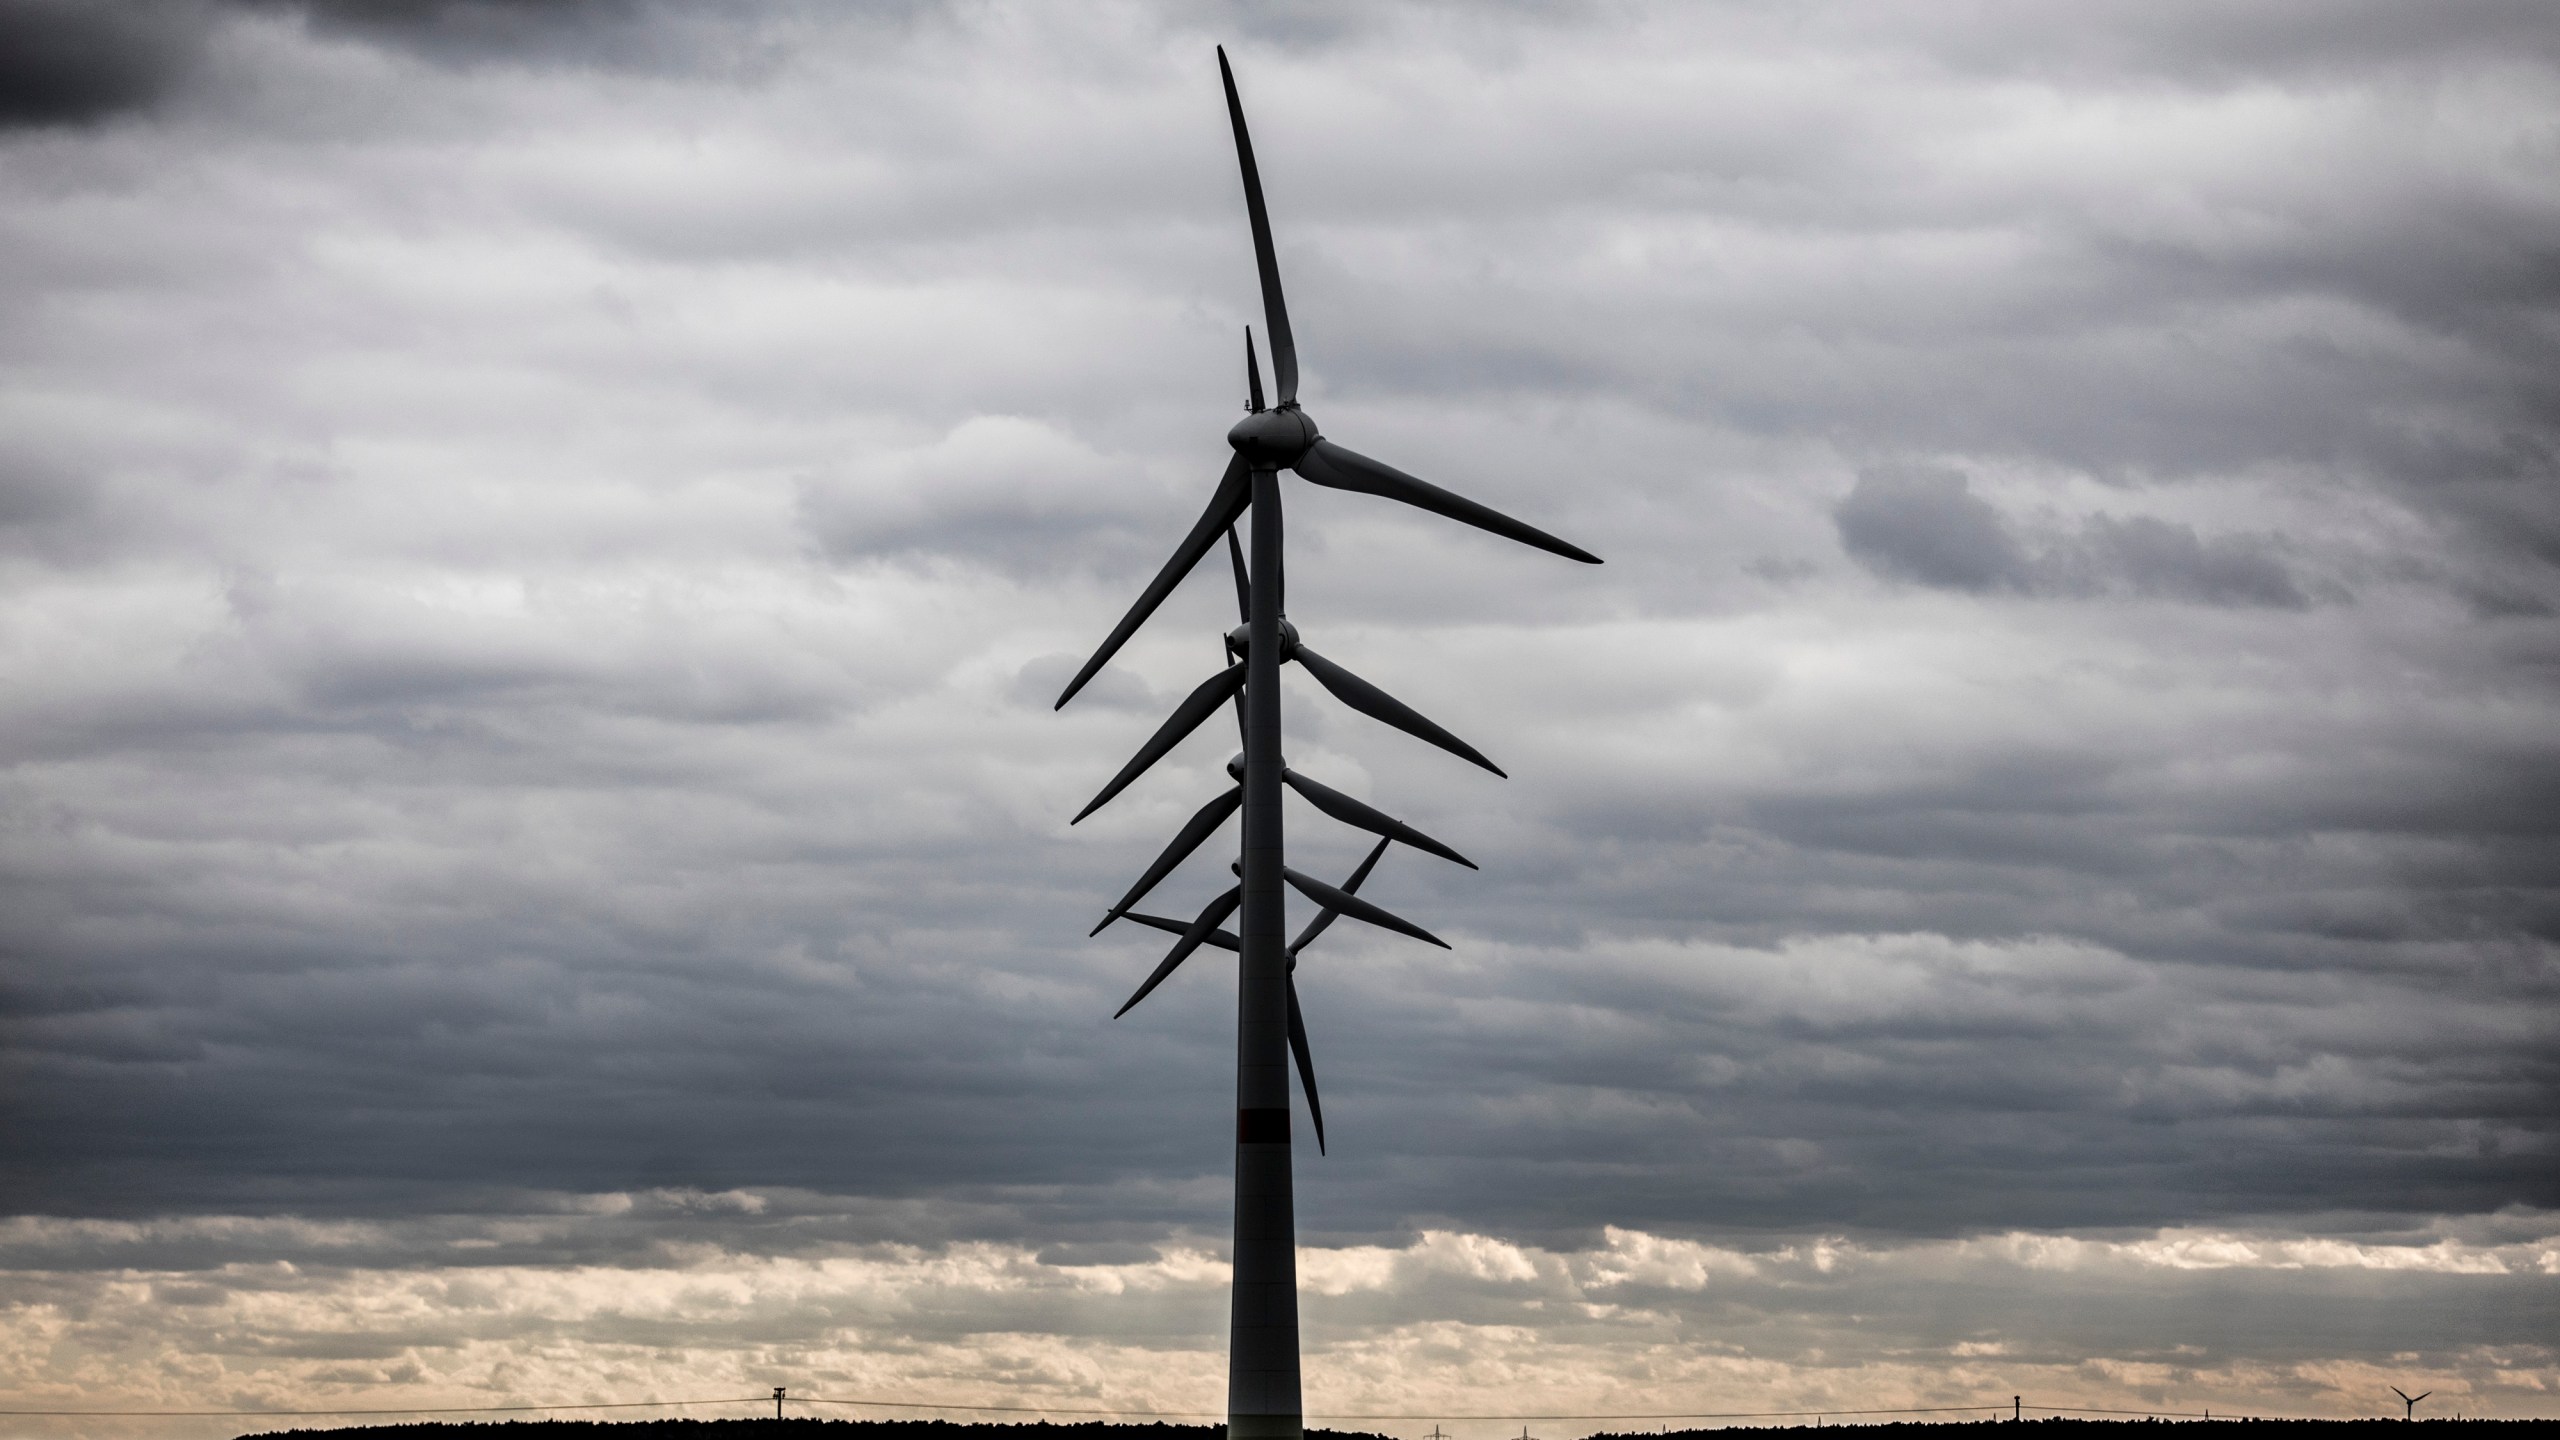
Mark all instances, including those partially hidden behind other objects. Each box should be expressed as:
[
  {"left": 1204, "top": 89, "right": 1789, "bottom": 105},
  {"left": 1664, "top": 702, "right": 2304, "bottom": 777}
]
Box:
[
  {"left": 773, "top": 1387, "right": 786, "bottom": 1420},
  {"left": 2013, "top": 1396, "right": 2020, "bottom": 1422}
]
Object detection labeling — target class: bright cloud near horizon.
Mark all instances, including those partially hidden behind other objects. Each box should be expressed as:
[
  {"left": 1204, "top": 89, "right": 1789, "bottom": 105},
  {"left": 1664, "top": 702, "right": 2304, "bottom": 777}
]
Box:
[{"left": 1, "top": 1, "right": 2554, "bottom": 1434}]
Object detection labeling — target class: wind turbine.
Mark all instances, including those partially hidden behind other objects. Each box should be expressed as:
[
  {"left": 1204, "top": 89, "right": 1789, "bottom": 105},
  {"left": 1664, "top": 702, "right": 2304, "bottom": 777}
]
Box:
[
  {"left": 1052, "top": 47, "right": 1600, "bottom": 1440},
  {"left": 2393, "top": 1387, "right": 2431, "bottom": 1421}
]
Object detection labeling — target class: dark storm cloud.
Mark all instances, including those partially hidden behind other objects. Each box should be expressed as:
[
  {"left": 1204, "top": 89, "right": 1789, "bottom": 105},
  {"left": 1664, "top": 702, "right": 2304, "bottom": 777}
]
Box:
[
  {"left": 1835, "top": 467, "right": 2031, "bottom": 594},
  {"left": 282, "top": 0, "right": 781, "bottom": 74},
  {"left": 294, "top": 0, "right": 635, "bottom": 42},
  {"left": 0, "top": 0, "right": 207, "bottom": 127},
  {"left": 0, "top": 0, "right": 671, "bottom": 133},
  {"left": 2066, "top": 514, "right": 2306, "bottom": 607},
  {"left": 0, "top": 3, "right": 2555, "bottom": 1409},
  {"left": 1836, "top": 466, "right": 2307, "bottom": 605}
]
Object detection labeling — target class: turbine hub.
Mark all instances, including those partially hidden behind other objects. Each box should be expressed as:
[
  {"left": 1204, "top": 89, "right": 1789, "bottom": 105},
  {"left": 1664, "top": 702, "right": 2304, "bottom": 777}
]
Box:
[
  {"left": 1226, "top": 404, "right": 1317, "bottom": 468},
  {"left": 1225, "top": 618, "right": 1299, "bottom": 658}
]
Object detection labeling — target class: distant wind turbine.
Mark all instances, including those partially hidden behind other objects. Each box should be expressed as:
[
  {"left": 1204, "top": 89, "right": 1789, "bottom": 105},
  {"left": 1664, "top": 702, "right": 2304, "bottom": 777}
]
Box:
[
  {"left": 1053, "top": 46, "right": 1599, "bottom": 1440},
  {"left": 2393, "top": 1387, "right": 2432, "bottom": 1421}
]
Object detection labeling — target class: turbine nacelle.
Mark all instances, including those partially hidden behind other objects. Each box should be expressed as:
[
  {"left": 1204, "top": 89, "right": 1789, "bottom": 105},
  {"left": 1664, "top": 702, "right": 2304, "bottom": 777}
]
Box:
[
  {"left": 1227, "top": 404, "right": 1318, "bottom": 468},
  {"left": 1226, "top": 617, "right": 1299, "bottom": 659}
]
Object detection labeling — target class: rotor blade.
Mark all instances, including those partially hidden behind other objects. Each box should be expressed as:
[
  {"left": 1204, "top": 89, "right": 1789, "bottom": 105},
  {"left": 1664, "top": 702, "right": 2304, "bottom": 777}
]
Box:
[
  {"left": 1287, "top": 975, "right": 1325, "bottom": 1154},
  {"left": 1225, "top": 532, "right": 1249, "bottom": 742},
  {"left": 1055, "top": 454, "right": 1251, "bottom": 710},
  {"left": 1218, "top": 46, "right": 1297, "bottom": 406},
  {"left": 1245, "top": 326, "right": 1265, "bottom": 413},
  {"left": 1092, "top": 785, "right": 1242, "bottom": 934},
  {"left": 1284, "top": 865, "right": 1447, "bottom": 948},
  {"left": 1288, "top": 835, "right": 1389, "bottom": 955},
  {"left": 1114, "top": 885, "right": 1242, "bottom": 1018},
  {"left": 1072, "top": 662, "right": 1247, "bottom": 824},
  {"left": 2413, "top": 1395, "right": 2430, "bottom": 1404},
  {"left": 1293, "top": 438, "right": 1600, "bottom": 565},
  {"left": 1122, "top": 910, "right": 1241, "bottom": 952},
  {"left": 1282, "top": 767, "right": 1475, "bottom": 869},
  {"left": 1292, "top": 644, "right": 1506, "bottom": 778},
  {"left": 1226, "top": 523, "right": 1250, "bottom": 625}
]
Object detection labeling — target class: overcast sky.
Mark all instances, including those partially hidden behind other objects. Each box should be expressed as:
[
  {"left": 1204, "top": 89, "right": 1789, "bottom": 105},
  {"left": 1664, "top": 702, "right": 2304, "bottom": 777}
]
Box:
[{"left": 2, "top": 0, "right": 2555, "bottom": 1431}]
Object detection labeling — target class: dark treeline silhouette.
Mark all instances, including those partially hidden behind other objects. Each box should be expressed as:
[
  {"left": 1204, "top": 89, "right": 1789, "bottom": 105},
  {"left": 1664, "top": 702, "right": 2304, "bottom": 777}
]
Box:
[
  {"left": 238, "top": 1424, "right": 1381, "bottom": 1440},
  {"left": 237, "top": 1417, "right": 2553, "bottom": 1440}
]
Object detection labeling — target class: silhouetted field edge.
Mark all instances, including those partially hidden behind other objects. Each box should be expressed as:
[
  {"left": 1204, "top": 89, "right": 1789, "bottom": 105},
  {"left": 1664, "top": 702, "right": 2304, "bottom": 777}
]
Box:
[{"left": 237, "top": 1416, "right": 2557, "bottom": 1440}]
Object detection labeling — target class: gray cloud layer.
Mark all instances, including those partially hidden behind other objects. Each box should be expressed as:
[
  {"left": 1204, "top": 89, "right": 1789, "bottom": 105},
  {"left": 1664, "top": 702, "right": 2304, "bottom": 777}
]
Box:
[{"left": 0, "top": 0, "right": 2554, "bottom": 1414}]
